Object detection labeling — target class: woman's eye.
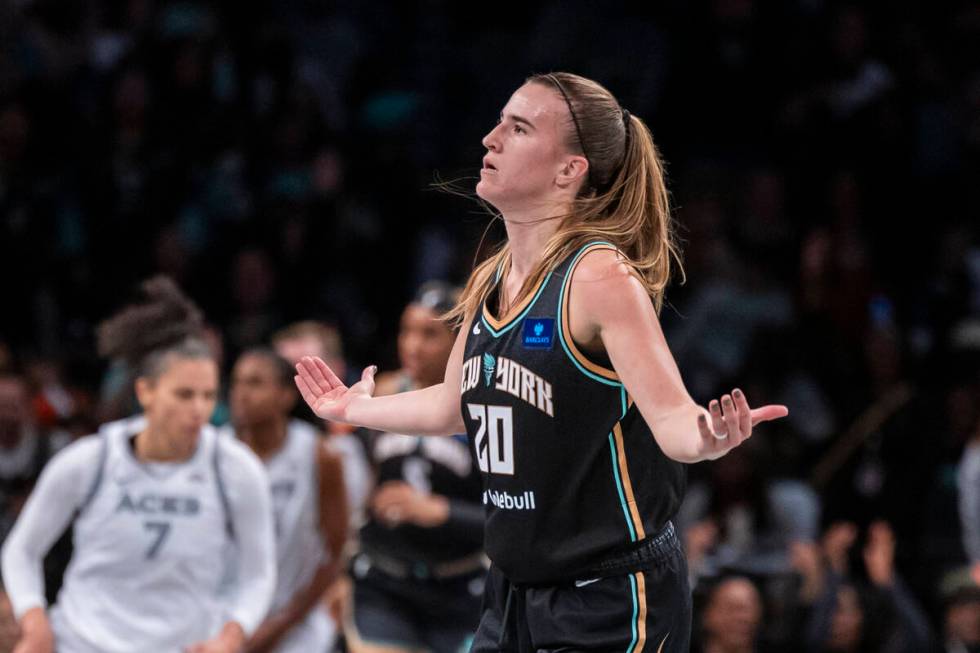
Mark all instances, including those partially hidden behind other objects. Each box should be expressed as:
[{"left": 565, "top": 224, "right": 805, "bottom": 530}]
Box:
[{"left": 513, "top": 125, "right": 525, "bottom": 134}]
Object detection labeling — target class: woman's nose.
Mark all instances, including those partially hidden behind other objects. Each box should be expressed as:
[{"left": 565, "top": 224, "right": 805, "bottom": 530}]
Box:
[{"left": 482, "top": 125, "right": 501, "bottom": 151}]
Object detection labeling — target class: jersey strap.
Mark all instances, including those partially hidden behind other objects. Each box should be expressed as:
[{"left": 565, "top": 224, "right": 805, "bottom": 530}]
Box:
[
  {"left": 77, "top": 432, "right": 109, "bottom": 515},
  {"left": 212, "top": 436, "right": 236, "bottom": 540},
  {"left": 556, "top": 241, "right": 622, "bottom": 386}
]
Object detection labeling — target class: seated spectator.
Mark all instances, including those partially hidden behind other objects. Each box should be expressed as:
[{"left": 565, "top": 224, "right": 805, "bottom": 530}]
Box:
[
  {"left": 679, "top": 443, "right": 821, "bottom": 583},
  {"left": 938, "top": 568, "right": 980, "bottom": 653},
  {"left": 694, "top": 575, "right": 765, "bottom": 653},
  {"left": 804, "top": 521, "right": 935, "bottom": 653}
]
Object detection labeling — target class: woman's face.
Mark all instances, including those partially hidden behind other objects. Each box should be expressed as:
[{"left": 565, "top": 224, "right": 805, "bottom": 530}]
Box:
[
  {"left": 476, "top": 82, "right": 584, "bottom": 213},
  {"left": 137, "top": 356, "right": 218, "bottom": 458},
  {"left": 703, "top": 578, "right": 762, "bottom": 650},
  {"left": 398, "top": 304, "right": 455, "bottom": 388},
  {"left": 229, "top": 354, "right": 294, "bottom": 429}
]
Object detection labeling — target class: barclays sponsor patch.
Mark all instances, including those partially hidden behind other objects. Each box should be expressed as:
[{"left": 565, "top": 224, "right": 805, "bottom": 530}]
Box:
[{"left": 522, "top": 317, "right": 554, "bottom": 349}]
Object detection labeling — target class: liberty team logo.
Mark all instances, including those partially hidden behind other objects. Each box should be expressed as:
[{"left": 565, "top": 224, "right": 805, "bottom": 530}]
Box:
[
  {"left": 522, "top": 317, "right": 554, "bottom": 349},
  {"left": 483, "top": 353, "right": 496, "bottom": 387}
]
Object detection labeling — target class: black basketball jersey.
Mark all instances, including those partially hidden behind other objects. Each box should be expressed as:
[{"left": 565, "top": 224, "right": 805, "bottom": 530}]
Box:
[
  {"left": 460, "top": 241, "right": 686, "bottom": 585},
  {"left": 359, "top": 426, "right": 484, "bottom": 564}
]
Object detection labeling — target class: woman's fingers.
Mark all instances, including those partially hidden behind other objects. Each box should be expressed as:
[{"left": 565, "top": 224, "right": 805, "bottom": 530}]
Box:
[
  {"left": 697, "top": 413, "right": 724, "bottom": 441},
  {"left": 296, "top": 358, "right": 331, "bottom": 394},
  {"left": 359, "top": 365, "right": 377, "bottom": 396},
  {"left": 302, "top": 356, "right": 339, "bottom": 391},
  {"left": 720, "top": 395, "right": 740, "bottom": 441},
  {"left": 749, "top": 404, "right": 790, "bottom": 425},
  {"left": 313, "top": 356, "right": 345, "bottom": 389},
  {"left": 294, "top": 374, "right": 319, "bottom": 406},
  {"left": 733, "top": 389, "right": 752, "bottom": 435},
  {"left": 708, "top": 400, "right": 727, "bottom": 437},
  {"left": 697, "top": 393, "right": 788, "bottom": 458},
  {"left": 697, "top": 413, "right": 711, "bottom": 439}
]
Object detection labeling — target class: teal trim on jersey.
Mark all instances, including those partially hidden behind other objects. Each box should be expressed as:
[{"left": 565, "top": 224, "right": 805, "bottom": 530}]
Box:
[
  {"left": 557, "top": 241, "right": 622, "bottom": 387},
  {"left": 620, "top": 387, "right": 628, "bottom": 419},
  {"left": 627, "top": 573, "right": 640, "bottom": 653},
  {"left": 480, "top": 271, "right": 554, "bottom": 338},
  {"left": 609, "top": 432, "right": 638, "bottom": 542}
]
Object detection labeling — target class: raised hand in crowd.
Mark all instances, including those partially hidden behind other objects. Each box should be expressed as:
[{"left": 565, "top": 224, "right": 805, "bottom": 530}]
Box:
[
  {"left": 862, "top": 520, "right": 896, "bottom": 588},
  {"left": 821, "top": 521, "right": 858, "bottom": 576}
]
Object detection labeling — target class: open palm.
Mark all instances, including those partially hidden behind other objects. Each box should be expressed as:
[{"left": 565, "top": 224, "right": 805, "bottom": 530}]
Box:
[{"left": 294, "top": 356, "right": 376, "bottom": 423}]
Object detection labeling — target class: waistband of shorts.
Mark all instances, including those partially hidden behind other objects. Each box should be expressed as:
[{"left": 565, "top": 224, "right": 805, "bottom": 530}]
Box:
[
  {"left": 585, "top": 520, "right": 680, "bottom": 577},
  {"left": 356, "top": 548, "right": 488, "bottom": 582}
]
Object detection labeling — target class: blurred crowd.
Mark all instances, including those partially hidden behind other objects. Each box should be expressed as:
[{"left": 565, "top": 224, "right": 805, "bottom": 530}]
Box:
[{"left": 2, "top": 0, "right": 979, "bottom": 651}]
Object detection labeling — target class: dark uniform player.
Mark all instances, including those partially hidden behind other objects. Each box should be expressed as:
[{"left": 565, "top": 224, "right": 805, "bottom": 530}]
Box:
[
  {"left": 349, "top": 283, "right": 485, "bottom": 653},
  {"left": 294, "top": 72, "right": 788, "bottom": 652},
  {"left": 351, "top": 427, "right": 484, "bottom": 652},
  {"left": 461, "top": 241, "right": 687, "bottom": 651}
]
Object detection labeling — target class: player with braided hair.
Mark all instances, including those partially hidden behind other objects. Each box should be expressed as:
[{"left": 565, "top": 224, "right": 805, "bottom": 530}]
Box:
[{"left": 2, "top": 276, "right": 276, "bottom": 653}]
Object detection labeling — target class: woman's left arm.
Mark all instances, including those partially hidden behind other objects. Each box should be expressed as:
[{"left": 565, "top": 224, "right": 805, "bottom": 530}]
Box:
[{"left": 569, "top": 250, "right": 787, "bottom": 463}]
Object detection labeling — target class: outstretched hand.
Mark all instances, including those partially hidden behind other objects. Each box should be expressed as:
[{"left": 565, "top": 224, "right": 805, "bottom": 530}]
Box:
[
  {"left": 294, "top": 356, "right": 377, "bottom": 424},
  {"left": 695, "top": 388, "right": 788, "bottom": 460}
]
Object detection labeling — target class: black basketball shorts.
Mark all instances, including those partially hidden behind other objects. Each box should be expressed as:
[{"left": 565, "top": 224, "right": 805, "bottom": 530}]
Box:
[{"left": 470, "top": 522, "right": 691, "bottom": 653}]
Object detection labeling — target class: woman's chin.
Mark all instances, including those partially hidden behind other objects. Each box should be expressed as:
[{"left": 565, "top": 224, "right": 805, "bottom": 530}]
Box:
[{"left": 475, "top": 181, "right": 501, "bottom": 209}]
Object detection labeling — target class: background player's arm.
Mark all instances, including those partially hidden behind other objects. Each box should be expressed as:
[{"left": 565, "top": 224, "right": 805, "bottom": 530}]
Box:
[
  {"left": 569, "top": 249, "right": 787, "bottom": 463},
  {"left": 245, "top": 444, "right": 348, "bottom": 653},
  {"left": 1, "top": 438, "right": 102, "bottom": 653},
  {"left": 295, "top": 320, "right": 469, "bottom": 436},
  {"left": 188, "top": 439, "right": 276, "bottom": 652}
]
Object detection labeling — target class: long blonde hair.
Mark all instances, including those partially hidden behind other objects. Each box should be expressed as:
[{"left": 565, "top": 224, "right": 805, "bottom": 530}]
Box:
[{"left": 447, "top": 72, "right": 683, "bottom": 325}]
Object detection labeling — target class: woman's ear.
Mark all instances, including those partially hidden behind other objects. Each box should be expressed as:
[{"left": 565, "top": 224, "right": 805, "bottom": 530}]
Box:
[
  {"left": 134, "top": 376, "right": 153, "bottom": 411},
  {"left": 555, "top": 155, "right": 589, "bottom": 190}
]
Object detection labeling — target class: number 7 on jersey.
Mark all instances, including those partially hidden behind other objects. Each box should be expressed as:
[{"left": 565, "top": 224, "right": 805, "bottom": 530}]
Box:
[{"left": 143, "top": 521, "right": 171, "bottom": 559}]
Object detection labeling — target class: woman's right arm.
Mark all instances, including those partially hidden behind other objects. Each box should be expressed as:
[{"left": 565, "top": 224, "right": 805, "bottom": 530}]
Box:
[
  {"left": 295, "top": 320, "right": 468, "bottom": 436},
  {"left": 1, "top": 437, "right": 101, "bottom": 650}
]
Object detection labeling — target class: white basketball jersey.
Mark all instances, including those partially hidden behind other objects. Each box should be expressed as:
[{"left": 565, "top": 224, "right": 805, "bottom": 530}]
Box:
[
  {"left": 51, "top": 417, "right": 234, "bottom": 653},
  {"left": 220, "top": 420, "right": 335, "bottom": 652},
  {"left": 265, "top": 420, "right": 326, "bottom": 611}
]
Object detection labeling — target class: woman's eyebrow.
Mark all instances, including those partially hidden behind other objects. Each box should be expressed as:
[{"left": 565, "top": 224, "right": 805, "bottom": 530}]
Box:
[{"left": 500, "top": 111, "right": 536, "bottom": 130}]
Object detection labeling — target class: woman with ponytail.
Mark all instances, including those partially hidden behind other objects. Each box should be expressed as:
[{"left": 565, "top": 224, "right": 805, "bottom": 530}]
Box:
[
  {"left": 2, "top": 277, "right": 276, "bottom": 653},
  {"left": 295, "top": 72, "right": 789, "bottom": 652}
]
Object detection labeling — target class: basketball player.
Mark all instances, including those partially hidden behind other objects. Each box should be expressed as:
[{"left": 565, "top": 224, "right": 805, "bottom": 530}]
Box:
[
  {"left": 272, "top": 321, "right": 372, "bottom": 530},
  {"left": 224, "top": 348, "right": 348, "bottom": 653},
  {"left": 1, "top": 277, "right": 276, "bottom": 653},
  {"left": 294, "top": 73, "right": 789, "bottom": 652},
  {"left": 347, "top": 282, "right": 484, "bottom": 653}
]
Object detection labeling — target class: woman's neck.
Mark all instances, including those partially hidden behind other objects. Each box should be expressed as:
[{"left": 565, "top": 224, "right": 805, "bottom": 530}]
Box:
[
  {"left": 134, "top": 427, "right": 190, "bottom": 462},
  {"left": 501, "top": 202, "right": 566, "bottom": 280},
  {"left": 238, "top": 418, "right": 289, "bottom": 460}
]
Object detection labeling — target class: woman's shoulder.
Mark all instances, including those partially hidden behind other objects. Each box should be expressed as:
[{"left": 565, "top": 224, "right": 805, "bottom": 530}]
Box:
[
  {"left": 569, "top": 244, "right": 634, "bottom": 282},
  {"left": 34, "top": 433, "right": 107, "bottom": 493},
  {"left": 568, "top": 244, "right": 648, "bottom": 314},
  {"left": 50, "top": 433, "right": 107, "bottom": 466},
  {"left": 215, "top": 429, "right": 266, "bottom": 479}
]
